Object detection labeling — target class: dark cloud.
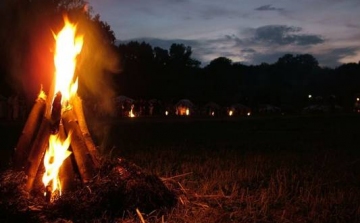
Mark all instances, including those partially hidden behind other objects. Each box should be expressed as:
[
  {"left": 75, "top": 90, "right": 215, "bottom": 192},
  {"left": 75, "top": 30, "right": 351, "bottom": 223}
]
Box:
[
  {"left": 251, "top": 25, "right": 324, "bottom": 46},
  {"left": 255, "top": 4, "right": 284, "bottom": 12},
  {"left": 199, "top": 5, "right": 249, "bottom": 20},
  {"left": 241, "top": 48, "right": 256, "bottom": 53},
  {"left": 315, "top": 47, "right": 360, "bottom": 68},
  {"left": 224, "top": 34, "right": 243, "bottom": 46}
]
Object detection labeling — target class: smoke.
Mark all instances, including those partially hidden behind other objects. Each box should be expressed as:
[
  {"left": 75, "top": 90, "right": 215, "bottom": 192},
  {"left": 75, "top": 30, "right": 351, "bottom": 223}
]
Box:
[{"left": 75, "top": 14, "right": 121, "bottom": 117}]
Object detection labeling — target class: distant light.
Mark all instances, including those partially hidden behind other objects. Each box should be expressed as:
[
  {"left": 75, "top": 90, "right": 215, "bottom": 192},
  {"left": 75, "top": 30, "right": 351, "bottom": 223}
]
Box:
[
  {"left": 308, "top": 94, "right": 312, "bottom": 99},
  {"left": 211, "top": 111, "right": 215, "bottom": 116},
  {"left": 186, "top": 108, "right": 190, "bottom": 116},
  {"left": 165, "top": 111, "right": 169, "bottom": 116},
  {"left": 247, "top": 112, "right": 251, "bottom": 116},
  {"left": 229, "top": 110, "right": 233, "bottom": 116},
  {"left": 357, "top": 98, "right": 359, "bottom": 101}
]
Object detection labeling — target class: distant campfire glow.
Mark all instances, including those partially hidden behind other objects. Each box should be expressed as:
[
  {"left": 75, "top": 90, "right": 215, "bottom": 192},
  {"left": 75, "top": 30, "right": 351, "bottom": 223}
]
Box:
[
  {"left": 129, "top": 105, "right": 135, "bottom": 118},
  {"left": 228, "top": 110, "right": 233, "bottom": 116}
]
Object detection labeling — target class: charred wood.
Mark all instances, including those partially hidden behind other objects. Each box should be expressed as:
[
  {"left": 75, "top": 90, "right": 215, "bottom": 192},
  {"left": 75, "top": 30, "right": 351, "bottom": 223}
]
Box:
[
  {"left": 58, "top": 123, "right": 76, "bottom": 192},
  {"left": 50, "top": 92, "right": 62, "bottom": 134}
]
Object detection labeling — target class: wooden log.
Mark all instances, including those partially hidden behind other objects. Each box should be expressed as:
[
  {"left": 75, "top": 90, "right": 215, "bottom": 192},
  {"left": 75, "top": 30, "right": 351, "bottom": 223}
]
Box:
[
  {"left": 13, "top": 92, "right": 46, "bottom": 169},
  {"left": 62, "top": 108, "right": 95, "bottom": 184},
  {"left": 72, "top": 94, "right": 100, "bottom": 168},
  {"left": 58, "top": 122, "right": 76, "bottom": 192},
  {"left": 25, "top": 94, "right": 62, "bottom": 192},
  {"left": 50, "top": 92, "right": 62, "bottom": 134},
  {"left": 25, "top": 117, "right": 51, "bottom": 192}
]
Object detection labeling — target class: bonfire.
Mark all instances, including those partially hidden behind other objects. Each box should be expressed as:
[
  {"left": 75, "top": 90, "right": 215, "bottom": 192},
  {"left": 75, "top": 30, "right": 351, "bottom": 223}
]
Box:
[{"left": 1, "top": 16, "right": 176, "bottom": 222}]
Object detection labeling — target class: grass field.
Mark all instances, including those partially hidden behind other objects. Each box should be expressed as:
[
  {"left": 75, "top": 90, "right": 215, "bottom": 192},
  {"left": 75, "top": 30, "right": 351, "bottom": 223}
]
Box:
[{"left": 1, "top": 114, "right": 360, "bottom": 222}]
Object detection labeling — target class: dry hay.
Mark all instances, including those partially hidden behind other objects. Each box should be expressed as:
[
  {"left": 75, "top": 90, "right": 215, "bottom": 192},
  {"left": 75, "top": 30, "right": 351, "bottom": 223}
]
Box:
[{"left": 0, "top": 158, "right": 177, "bottom": 222}]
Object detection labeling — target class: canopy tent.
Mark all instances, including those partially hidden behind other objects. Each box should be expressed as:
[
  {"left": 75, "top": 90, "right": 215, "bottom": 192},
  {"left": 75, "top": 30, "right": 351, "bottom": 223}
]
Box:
[
  {"left": 175, "top": 99, "right": 195, "bottom": 116},
  {"left": 228, "top": 103, "right": 251, "bottom": 116},
  {"left": 203, "top": 102, "right": 221, "bottom": 116}
]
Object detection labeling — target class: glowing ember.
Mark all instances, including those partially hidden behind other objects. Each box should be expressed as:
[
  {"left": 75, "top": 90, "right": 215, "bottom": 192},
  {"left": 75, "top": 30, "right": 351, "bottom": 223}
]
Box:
[
  {"left": 42, "top": 17, "right": 83, "bottom": 200},
  {"left": 186, "top": 108, "right": 190, "bottom": 116}
]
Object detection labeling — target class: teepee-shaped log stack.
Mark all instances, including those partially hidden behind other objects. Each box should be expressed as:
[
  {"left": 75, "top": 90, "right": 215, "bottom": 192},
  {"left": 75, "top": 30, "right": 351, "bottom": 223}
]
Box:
[{"left": 13, "top": 89, "right": 100, "bottom": 194}]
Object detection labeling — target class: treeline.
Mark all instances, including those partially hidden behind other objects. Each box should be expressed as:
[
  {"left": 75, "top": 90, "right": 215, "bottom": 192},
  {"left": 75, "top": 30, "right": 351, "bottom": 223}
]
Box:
[
  {"left": 1, "top": 0, "right": 360, "bottom": 111},
  {"left": 113, "top": 41, "right": 360, "bottom": 110}
]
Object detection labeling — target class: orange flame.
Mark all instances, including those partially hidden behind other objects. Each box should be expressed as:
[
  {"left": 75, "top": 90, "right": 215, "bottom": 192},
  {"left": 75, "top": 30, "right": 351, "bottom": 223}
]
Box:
[
  {"left": 42, "top": 133, "right": 72, "bottom": 197},
  {"left": 53, "top": 16, "right": 83, "bottom": 107},
  {"left": 43, "top": 17, "right": 83, "bottom": 199}
]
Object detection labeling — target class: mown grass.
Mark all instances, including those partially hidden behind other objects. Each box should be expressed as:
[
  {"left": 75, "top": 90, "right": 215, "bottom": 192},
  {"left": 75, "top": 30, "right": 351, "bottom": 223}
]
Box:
[{"left": 1, "top": 114, "right": 360, "bottom": 222}]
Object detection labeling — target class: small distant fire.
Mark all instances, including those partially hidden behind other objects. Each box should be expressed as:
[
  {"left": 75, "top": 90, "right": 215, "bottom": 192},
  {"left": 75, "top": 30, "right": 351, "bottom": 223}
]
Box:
[
  {"left": 129, "top": 105, "right": 135, "bottom": 118},
  {"left": 228, "top": 110, "right": 233, "bottom": 116},
  {"left": 177, "top": 106, "right": 190, "bottom": 116}
]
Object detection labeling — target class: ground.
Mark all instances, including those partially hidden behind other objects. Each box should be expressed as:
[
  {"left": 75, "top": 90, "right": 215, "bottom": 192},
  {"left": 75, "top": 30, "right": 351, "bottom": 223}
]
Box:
[{"left": 1, "top": 114, "right": 360, "bottom": 222}]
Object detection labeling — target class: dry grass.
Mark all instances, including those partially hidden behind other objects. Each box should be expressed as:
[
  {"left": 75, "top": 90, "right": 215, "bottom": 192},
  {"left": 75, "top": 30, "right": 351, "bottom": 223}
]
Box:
[
  {"left": 1, "top": 114, "right": 360, "bottom": 222},
  {"left": 116, "top": 145, "right": 359, "bottom": 223}
]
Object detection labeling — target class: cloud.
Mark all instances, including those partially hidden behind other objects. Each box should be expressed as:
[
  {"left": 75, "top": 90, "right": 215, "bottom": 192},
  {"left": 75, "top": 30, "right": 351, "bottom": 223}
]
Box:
[
  {"left": 249, "top": 25, "right": 324, "bottom": 46},
  {"left": 315, "top": 47, "right": 360, "bottom": 67},
  {"left": 241, "top": 48, "right": 256, "bottom": 53},
  {"left": 116, "top": 27, "right": 357, "bottom": 68},
  {"left": 255, "top": 4, "right": 284, "bottom": 12}
]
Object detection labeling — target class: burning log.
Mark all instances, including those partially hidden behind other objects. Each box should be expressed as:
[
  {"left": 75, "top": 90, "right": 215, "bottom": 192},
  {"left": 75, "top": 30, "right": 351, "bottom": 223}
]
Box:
[
  {"left": 58, "top": 123, "right": 76, "bottom": 193},
  {"left": 13, "top": 90, "right": 46, "bottom": 169},
  {"left": 50, "top": 91, "right": 62, "bottom": 134},
  {"left": 72, "top": 94, "right": 100, "bottom": 168},
  {"left": 62, "top": 108, "right": 96, "bottom": 183}
]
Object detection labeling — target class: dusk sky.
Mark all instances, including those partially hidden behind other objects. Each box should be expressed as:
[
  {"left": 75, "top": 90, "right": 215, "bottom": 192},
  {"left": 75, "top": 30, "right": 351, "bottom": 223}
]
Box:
[{"left": 87, "top": 0, "right": 360, "bottom": 67}]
